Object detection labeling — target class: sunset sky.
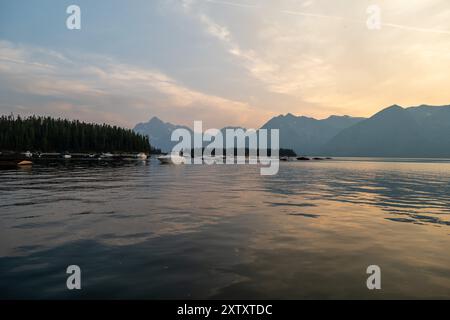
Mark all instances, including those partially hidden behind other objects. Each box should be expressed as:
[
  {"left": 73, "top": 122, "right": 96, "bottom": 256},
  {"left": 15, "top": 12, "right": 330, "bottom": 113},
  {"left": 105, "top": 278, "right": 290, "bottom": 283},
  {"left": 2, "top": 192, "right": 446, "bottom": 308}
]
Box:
[{"left": 1, "top": 0, "right": 450, "bottom": 128}]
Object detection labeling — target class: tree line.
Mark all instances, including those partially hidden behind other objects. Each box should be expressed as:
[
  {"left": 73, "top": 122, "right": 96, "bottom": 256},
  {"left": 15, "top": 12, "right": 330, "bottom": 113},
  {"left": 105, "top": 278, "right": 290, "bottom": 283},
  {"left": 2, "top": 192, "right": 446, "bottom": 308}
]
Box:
[{"left": 0, "top": 115, "right": 157, "bottom": 153}]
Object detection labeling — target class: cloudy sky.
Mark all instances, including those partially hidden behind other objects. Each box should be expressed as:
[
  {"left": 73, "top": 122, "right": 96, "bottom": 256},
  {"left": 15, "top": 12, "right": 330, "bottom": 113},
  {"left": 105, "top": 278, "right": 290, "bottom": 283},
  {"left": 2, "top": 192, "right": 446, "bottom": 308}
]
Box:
[{"left": 1, "top": 0, "right": 450, "bottom": 128}]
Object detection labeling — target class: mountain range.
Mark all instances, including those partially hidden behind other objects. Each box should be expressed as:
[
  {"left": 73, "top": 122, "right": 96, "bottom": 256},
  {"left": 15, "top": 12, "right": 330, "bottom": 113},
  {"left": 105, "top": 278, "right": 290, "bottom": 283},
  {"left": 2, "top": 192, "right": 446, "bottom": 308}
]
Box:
[
  {"left": 134, "top": 117, "right": 193, "bottom": 152},
  {"left": 134, "top": 104, "right": 450, "bottom": 157},
  {"left": 261, "top": 113, "right": 364, "bottom": 155}
]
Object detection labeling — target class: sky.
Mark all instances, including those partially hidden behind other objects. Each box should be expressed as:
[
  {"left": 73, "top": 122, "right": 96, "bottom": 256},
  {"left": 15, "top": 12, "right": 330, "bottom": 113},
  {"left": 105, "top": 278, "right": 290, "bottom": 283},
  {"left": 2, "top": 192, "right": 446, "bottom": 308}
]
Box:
[{"left": 1, "top": 0, "right": 450, "bottom": 129}]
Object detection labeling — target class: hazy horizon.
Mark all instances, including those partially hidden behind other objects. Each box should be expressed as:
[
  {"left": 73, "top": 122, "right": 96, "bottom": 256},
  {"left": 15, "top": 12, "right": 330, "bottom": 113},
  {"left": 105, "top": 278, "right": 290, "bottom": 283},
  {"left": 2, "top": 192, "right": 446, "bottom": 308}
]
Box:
[{"left": 2, "top": 103, "right": 449, "bottom": 132}]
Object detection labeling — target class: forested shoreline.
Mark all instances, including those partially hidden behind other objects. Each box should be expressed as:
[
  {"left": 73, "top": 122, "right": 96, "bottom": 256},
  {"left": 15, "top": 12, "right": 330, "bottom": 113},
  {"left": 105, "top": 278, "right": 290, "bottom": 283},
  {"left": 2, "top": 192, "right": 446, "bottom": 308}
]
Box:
[{"left": 0, "top": 115, "right": 155, "bottom": 153}]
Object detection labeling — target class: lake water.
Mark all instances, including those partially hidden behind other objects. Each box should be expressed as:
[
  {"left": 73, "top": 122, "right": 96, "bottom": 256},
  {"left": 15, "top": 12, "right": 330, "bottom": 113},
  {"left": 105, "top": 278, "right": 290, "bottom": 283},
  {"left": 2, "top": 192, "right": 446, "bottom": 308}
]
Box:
[{"left": 1, "top": 158, "right": 450, "bottom": 299}]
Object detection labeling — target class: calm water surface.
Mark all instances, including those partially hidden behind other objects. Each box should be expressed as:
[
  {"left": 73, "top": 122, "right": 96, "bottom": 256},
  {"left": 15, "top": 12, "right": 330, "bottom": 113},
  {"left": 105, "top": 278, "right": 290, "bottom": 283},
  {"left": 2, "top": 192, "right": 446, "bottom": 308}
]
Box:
[{"left": 1, "top": 158, "right": 450, "bottom": 299}]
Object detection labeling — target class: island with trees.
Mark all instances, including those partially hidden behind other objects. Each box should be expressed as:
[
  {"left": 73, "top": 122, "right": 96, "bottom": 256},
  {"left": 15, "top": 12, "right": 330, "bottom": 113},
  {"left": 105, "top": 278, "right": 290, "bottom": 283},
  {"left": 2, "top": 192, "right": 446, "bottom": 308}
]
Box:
[
  {"left": 0, "top": 115, "right": 154, "bottom": 153},
  {"left": 0, "top": 115, "right": 159, "bottom": 166}
]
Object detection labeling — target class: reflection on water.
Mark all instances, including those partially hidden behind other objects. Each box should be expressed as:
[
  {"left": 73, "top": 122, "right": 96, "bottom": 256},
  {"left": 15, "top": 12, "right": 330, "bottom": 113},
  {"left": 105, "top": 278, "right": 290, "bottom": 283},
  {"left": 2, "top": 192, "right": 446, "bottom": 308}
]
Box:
[{"left": 0, "top": 158, "right": 449, "bottom": 299}]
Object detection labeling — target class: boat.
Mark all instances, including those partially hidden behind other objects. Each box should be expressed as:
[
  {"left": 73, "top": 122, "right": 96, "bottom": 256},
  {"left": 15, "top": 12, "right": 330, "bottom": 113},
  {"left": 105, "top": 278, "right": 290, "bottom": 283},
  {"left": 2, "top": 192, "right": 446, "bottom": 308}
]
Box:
[
  {"left": 0, "top": 159, "right": 33, "bottom": 167},
  {"left": 17, "top": 160, "right": 32, "bottom": 166},
  {"left": 157, "top": 154, "right": 187, "bottom": 165},
  {"left": 97, "top": 152, "right": 114, "bottom": 160},
  {"left": 136, "top": 152, "right": 148, "bottom": 160},
  {"left": 37, "top": 153, "right": 60, "bottom": 159},
  {"left": 0, "top": 153, "right": 33, "bottom": 168},
  {"left": 101, "top": 152, "right": 113, "bottom": 158}
]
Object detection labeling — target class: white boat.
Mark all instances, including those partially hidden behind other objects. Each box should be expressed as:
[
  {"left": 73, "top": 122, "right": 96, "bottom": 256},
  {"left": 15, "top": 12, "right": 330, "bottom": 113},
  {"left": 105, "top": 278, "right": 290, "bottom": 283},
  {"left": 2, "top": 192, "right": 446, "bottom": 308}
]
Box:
[
  {"left": 157, "top": 154, "right": 187, "bottom": 165},
  {"left": 136, "top": 152, "right": 147, "bottom": 160},
  {"left": 102, "top": 152, "right": 113, "bottom": 158}
]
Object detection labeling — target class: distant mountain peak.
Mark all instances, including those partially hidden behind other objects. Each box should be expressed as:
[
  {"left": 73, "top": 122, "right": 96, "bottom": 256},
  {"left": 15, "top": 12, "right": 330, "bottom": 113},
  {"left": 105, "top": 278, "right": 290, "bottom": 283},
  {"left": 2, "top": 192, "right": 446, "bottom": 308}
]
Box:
[
  {"left": 322, "top": 104, "right": 450, "bottom": 157},
  {"left": 372, "top": 104, "right": 406, "bottom": 119},
  {"left": 261, "top": 112, "right": 365, "bottom": 154},
  {"left": 148, "top": 116, "right": 165, "bottom": 124},
  {"left": 386, "top": 104, "right": 404, "bottom": 110},
  {"left": 326, "top": 115, "right": 351, "bottom": 120}
]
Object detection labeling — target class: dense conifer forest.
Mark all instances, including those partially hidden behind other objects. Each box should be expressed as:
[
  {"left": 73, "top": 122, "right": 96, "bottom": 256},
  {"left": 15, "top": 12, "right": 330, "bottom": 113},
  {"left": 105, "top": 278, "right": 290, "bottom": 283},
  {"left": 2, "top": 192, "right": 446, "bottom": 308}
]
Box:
[{"left": 0, "top": 115, "right": 154, "bottom": 153}]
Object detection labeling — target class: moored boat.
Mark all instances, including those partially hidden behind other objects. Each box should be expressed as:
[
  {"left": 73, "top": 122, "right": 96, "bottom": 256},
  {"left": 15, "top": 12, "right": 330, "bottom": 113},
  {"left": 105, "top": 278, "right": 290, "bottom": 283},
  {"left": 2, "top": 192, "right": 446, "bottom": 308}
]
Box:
[
  {"left": 0, "top": 152, "right": 33, "bottom": 167},
  {"left": 136, "top": 152, "right": 148, "bottom": 160},
  {"left": 17, "top": 160, "right": 32, "bottom": 166},
  {"left": 157, "top": 154, "right": 187, "bottom": 165}
]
